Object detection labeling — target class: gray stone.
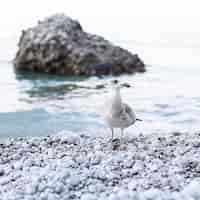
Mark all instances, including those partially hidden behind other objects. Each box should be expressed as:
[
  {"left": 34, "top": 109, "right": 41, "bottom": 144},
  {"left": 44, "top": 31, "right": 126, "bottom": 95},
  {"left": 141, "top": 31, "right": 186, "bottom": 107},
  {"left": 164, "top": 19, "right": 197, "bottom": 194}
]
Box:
[{"left": 14, "top": 14, "right": 145, "bottom": 76}]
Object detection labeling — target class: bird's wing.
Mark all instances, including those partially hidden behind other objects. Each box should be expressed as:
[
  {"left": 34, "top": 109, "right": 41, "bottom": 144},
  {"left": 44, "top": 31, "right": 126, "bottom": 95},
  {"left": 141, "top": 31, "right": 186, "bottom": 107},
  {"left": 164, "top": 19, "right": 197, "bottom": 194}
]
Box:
[{"left": 121, "top": 103, "right": 136, "bottom": 122}]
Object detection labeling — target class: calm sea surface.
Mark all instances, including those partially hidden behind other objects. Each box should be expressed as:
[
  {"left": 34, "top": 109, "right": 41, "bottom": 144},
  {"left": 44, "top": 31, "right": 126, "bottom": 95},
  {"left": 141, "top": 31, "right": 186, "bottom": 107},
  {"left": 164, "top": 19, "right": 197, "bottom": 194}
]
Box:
[{"left": 0, "top": 43, "right": 200, "bottom": 137}]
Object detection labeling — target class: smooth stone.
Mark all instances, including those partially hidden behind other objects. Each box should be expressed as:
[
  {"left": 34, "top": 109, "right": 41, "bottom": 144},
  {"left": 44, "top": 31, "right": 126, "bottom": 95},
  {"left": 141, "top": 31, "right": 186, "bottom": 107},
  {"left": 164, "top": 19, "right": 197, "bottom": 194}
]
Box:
[{"left": 81, "top": 193, "right": 97, "bottom": 200}]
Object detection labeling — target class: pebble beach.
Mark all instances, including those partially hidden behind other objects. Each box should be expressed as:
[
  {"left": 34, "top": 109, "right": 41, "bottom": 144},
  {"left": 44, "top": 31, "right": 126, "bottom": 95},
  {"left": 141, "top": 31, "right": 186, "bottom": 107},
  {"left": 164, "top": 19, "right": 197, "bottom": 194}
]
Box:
[
  {"left": 1, "top": 10, "right": 200, "bottom": 200},
  {"left": 1, "top": 131, "right": 200, "bottom": 200}
]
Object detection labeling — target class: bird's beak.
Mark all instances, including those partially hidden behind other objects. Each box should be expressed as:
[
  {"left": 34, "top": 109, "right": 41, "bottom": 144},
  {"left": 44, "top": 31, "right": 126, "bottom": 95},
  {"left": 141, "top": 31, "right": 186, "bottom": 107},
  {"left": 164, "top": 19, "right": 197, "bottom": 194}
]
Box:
[{"left": 120, "top": 83, "right": 131, "bottom": 88}]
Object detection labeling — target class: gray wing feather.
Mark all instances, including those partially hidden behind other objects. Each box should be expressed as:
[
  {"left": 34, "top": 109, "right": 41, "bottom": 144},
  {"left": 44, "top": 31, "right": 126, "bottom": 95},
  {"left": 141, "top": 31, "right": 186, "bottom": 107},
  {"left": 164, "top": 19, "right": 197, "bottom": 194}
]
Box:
[{"left": 122, "top": 103, "right": 136, "bottom": 123}]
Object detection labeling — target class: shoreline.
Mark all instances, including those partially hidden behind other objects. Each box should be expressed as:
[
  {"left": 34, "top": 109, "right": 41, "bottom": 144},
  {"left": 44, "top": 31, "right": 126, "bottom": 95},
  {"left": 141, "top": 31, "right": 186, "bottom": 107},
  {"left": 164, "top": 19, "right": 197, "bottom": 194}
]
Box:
[{"left": 0, "top": 131, "right": 200, "bottom": 199}]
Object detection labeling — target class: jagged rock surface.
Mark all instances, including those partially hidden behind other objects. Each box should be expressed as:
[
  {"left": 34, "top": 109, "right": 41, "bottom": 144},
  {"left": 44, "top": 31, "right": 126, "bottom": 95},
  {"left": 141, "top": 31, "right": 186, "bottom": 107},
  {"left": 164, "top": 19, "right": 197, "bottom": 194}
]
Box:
[{"left": 14, "top": 14, "right": 145, "bottom": 76}]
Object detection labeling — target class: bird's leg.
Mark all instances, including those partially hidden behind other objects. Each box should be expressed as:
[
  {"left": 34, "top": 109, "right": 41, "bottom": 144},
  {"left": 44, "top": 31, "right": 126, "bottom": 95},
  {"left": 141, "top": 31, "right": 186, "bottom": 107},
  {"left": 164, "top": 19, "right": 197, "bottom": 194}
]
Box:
[
  {"left": 120, "top": 128, "right": 124, "bottom": 145},
  {"left": 111, "top": 128, "right": 114, "bottom": 141}
]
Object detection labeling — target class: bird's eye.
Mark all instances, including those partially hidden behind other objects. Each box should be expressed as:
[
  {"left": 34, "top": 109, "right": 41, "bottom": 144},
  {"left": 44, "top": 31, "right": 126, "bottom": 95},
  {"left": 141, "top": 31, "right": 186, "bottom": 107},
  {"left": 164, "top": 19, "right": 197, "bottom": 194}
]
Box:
[{"left": 112, "top": 80, "right": 119, "bottom": 84}]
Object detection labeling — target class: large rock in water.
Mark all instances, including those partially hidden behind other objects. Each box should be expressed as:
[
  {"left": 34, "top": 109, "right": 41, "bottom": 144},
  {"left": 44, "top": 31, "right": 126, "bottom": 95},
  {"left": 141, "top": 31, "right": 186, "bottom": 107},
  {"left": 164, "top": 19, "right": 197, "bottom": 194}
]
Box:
[{"left": 14, "top": 14, "right": 145, "bottom": 76}]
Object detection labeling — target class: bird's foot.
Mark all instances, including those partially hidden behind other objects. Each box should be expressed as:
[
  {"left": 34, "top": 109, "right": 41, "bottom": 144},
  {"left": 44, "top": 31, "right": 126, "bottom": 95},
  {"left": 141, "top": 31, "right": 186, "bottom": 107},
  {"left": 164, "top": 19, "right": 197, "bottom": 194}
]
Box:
[
  {"left": 119, "top": 144, "right": 127, "bottom": 151},
  {"left": 111, "top": 138, "right": 120, "bottom": 150},
  {"left": 111, "top": 138, "right": 127, "bottom": 151}
]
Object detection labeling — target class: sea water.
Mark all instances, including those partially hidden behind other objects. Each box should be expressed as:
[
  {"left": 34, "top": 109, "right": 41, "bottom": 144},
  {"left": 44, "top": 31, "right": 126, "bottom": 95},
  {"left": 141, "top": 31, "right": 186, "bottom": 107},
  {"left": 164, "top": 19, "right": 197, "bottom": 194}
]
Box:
[{"left": 0, "top": 43, "right": 200, "bottom": 137}]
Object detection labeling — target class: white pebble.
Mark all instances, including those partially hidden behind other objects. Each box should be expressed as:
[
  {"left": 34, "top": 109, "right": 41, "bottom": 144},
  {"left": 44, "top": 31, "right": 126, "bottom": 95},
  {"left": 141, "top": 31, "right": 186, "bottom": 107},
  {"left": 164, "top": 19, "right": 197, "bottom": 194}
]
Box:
[
  {"left": 181, "top": 179, "right": 200, "bottom": 199},
  {"left": 117, "top": 189, "right": 130, "bottom": 200},
  {"left": 142, "top": 188, "right": 162, "bottom": 200},
  {"left": 81, "top": 193, "right": 97, "bottom": 200},
  {"left": 68, "top": 175, "right": 80, "bottom": 187},
  {"left": 108, "top": 193, "right": 120, "bottom": 200}
]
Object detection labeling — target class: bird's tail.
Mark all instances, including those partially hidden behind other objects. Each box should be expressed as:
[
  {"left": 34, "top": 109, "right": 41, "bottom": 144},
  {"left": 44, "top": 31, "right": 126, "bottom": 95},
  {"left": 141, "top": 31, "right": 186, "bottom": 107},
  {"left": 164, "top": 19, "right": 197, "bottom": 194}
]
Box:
[{"left": 136, "top": 118, "right": 142, "bottom": 122}]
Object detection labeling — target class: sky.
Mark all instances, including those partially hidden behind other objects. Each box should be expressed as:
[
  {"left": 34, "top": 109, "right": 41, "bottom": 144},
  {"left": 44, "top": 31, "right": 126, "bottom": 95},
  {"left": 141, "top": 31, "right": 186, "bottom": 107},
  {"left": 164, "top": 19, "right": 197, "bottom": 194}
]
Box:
[
  {"left": 1, "top": 0, "right": 200, "bottom": 39},
  {"left": 1, "top": 0, "right": 200, "bottom": 62}
]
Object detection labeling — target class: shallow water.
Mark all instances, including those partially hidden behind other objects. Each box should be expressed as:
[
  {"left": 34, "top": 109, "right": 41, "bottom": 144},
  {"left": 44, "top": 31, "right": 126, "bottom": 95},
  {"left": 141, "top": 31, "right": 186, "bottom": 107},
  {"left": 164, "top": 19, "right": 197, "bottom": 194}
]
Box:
[{"left": 0, "top": 45, "right": 200, "bottom": 137}]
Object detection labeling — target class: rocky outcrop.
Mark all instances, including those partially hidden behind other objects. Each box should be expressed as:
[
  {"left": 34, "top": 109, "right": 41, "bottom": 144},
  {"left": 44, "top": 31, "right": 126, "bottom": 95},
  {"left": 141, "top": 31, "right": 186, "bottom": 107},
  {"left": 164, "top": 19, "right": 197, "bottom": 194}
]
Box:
[{"left": 14, "top": 14, "right": 145, "bottom": 76}]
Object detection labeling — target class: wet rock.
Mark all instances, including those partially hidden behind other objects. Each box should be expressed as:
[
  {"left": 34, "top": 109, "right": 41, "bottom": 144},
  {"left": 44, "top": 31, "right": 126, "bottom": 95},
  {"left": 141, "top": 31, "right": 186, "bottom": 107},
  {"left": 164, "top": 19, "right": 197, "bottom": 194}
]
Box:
[{"left": 14, "top": 14, "right": 145, "bottom": 76}]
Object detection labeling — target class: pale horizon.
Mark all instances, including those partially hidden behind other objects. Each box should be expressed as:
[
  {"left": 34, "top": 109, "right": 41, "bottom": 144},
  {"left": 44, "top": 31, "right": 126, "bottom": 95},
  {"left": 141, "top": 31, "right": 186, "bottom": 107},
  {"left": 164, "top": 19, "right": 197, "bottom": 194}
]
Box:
[
  {"left": 1, "top": 0, "right": 200, "bottom": 64},
  {"left": 1, "top": 0, "right": 200, "bottom": 41}
]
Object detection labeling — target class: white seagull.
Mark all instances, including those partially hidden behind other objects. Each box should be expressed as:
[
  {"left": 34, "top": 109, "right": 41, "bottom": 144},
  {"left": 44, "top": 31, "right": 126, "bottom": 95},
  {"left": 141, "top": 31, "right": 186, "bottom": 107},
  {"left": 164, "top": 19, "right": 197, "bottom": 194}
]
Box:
[{"left": 104, "top": 80, "right": 142, "bottom": 144}]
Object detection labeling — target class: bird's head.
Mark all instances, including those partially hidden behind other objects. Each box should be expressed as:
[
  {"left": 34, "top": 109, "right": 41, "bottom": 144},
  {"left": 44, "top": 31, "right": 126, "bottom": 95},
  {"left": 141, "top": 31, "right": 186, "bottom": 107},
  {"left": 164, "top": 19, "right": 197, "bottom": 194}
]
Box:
[{"left": 111, "top": 79, "right": 131, "bottom": 90}]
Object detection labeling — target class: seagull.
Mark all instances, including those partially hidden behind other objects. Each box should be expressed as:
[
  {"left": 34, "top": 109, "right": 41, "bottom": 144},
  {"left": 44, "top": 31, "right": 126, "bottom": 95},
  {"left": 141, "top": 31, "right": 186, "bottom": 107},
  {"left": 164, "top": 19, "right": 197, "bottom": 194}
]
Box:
[{"left": 104, "top": 80, "right": 142, "bottom": 144}]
